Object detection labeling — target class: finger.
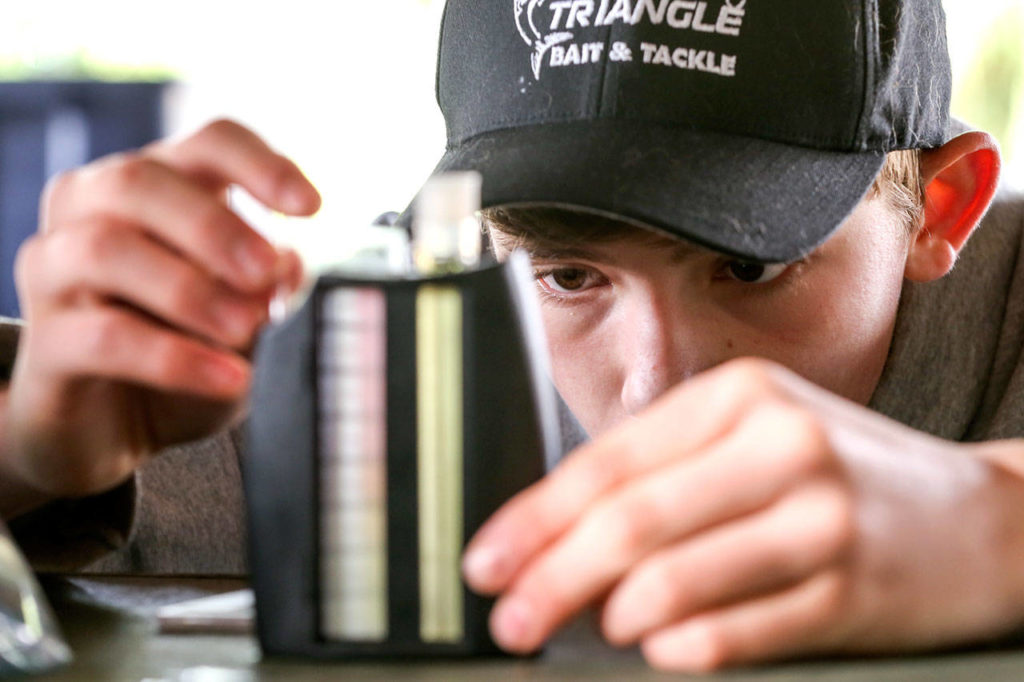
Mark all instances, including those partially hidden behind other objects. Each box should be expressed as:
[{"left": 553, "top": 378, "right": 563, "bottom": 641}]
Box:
[
  {"left": 602, "top": 479, "right": 853, "bottom": 646},
  {"left": 144, "top": 118, "right": 321, "bottom": 216},
  {"left": 464, "top": 359, "right": 783, "bottom": 592},
  {"left": 28, "top": 307, "right": 250, "bottom": 399},
  {"left": 276, "top": 246, "right": 305, "bottom": 295},
  {"left": 640, "top": 571, "right": 850, "bottom": 673},
  {"left": 48, "top": 154, "right": 283, "bottom": 292},
  {"left": 485, "top": 403, "right": 833, "bottom": 654},
  {"left": 24, "top": 220, "right": 267, "bottom": 350}
]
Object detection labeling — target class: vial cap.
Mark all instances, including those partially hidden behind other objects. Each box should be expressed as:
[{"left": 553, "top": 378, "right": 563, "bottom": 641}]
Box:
[{"left": 415, "top": 172, "right": 482, "bottom": 224}]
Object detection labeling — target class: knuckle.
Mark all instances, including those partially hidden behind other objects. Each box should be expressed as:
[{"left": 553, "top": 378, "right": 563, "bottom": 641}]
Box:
[
  {"left": 74, "top": 222, "right": 121, "bottom": 269},
  {"left": 811, "top": 485, "right": 857, "bottom": 558},
  {"left": 103, "top": 153, "right": 159, "bottom": 194},
  {"left": 767, "top": 405, "right": 833, "bottom": 475},
  {"left": 138, "top": 138, "right": 167, "bottom": 157},
  {"left": 597, "top": 500, "right": 649, "bottom": 556},
  {"left": 192, "top": 118, "right": 249, "bottom": 151},
  {"left": 560, "top": 451, "right": 620, "bottom": 502},
  {"left": 191, "top": 203, "right": 233, "bottom": 248},
  {"left": 163, "top": 269, "right": 204, "bottom": 318},
  {"left": 718, "top": 357, "right": 782, "bottom": 398},
  {"left": 810, "top": 570, "right": 852, "bottom": 624},
  {"left": 639, "top": 561, "right": 688, "bottom": 615},
  {"left": 14, "top": 235, "right": 43, "bottom": 289},
  {"left": 202, "top": 117, "right": 244, "bottom": 139},
  {"left": 40, "top": 169, "right": 75, "bottom": 215},
  {"left": 82, "top": 311, "right": 126, "bottom": 358}
]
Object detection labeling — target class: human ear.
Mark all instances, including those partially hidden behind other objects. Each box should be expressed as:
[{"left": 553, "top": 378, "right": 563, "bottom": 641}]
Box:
[{"left": 905, "top": 131, "right": 1001, "bottom": 282}]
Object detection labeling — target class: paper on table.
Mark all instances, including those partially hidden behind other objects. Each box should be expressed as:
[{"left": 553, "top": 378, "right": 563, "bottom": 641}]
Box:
[{"left": 155, "top": 589, "right": 254, "bottom": 634}]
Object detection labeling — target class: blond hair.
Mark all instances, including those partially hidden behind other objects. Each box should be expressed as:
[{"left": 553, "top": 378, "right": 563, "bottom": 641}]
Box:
[{"left": 871, "top": 148, "right": 925, "bottom": 233}]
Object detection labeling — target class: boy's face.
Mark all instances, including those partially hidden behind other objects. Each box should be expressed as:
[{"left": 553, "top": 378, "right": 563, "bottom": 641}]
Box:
[{"left": 492, "top": 193, "right": 914, "bottom": 436}]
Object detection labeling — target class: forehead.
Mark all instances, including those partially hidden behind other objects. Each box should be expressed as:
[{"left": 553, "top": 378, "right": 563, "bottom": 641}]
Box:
[
  {"left": 484, "top": 206, "right": 722, "bottom": 263},
  {"left": 500, "top": 231, "right": 708, "bottom": 264}
]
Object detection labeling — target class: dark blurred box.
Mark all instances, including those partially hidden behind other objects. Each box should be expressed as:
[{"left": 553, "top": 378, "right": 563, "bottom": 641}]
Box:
[{"left": 0, "top": 81, "right": 168, "bottom": 317}]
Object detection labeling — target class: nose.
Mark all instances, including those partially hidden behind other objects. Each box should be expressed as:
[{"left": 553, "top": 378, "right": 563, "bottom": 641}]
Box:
[{"left": 618, "top": 293, "right": 697, "bottom": 416}]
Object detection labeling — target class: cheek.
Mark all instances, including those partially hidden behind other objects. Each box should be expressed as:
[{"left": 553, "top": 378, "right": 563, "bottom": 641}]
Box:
[
  {"left": 750, "top": 214, "right": 908, "bottom": 403},
  {"left": 542, "top": 306, "right": 623, "bottom": 435}
]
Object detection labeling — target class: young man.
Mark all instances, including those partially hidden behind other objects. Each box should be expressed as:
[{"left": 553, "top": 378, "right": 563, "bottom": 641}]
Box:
[{"left": 1, "top": 0, "right": 1024, "bottom": 673}]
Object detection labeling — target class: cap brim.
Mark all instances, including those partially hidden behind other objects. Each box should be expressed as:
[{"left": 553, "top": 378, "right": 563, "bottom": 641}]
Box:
[{"left": 429, "top": 120, "right": 885, "bottom": 264}]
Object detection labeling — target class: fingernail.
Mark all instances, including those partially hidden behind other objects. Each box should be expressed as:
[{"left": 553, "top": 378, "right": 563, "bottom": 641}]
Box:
[
  {"left": 645, "top": 624, "right": 716, "bottom": 672},
  {"left": 491, "top": 597, "right": 535, "bottom": 652},
  {"left": 234, "top": 240, "right": 276, "bottom": 285},
  {"left": 272, "top": 249, "right": 298, "bottom": 289},
  {"left": 463, "top": 546, "right": 506, "bottom": 591},
  {"left": 601, "top": 597, "right": 632, "bottom": 645},
  {"left": 284, "top": 181, "right": 316, "bottom": 214}
]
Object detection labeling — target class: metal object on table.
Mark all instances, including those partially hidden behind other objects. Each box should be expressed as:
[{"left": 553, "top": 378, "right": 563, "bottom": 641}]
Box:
[{"left": 0, "top": 518, "right": 72, "bottom": 674}]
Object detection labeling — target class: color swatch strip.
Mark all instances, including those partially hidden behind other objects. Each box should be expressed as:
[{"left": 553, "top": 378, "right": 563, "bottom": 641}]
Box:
[{"left": 319, "top": 287, "right": 388, "bottom": 641}]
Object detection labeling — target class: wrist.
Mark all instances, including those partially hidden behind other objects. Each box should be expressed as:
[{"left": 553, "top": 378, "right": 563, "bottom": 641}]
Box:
[
  {"left": 967, "top": 439, "right": 1024, "bottom": 633},
  {"left": 0, "top": 388, "right": 55, "bottom": 519}
]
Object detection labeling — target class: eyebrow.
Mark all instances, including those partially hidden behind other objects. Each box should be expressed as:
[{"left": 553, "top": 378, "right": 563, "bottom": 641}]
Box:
[{"left": 520, "top": 238, "right": 708, "bottom": 265}]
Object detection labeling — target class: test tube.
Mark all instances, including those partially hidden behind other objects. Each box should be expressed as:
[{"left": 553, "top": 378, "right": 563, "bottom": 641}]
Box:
[{"left": 413, "top": 172, "right": 481, "bottom": 642}]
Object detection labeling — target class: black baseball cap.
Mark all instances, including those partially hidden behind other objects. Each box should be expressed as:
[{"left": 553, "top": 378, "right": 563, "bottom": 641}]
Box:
[{"left": 425, "top": 0, "right": 951, "bottom": 263}]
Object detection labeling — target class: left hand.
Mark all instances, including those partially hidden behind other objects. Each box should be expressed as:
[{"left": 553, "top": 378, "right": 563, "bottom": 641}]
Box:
[{"left": 461, "top": 358, "right": 1024, "bottom": 672}]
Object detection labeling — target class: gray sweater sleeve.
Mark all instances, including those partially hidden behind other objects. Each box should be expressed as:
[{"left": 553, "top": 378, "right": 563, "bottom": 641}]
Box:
[
  {"left": 967, "top": 188, "right": 1024, "bottom": 441},
  {"left": 8, "top": 479, "right": 138, "bottom": 574},
  {"left": 869, "top": 188, "right": 1024, "bottom": 442}
]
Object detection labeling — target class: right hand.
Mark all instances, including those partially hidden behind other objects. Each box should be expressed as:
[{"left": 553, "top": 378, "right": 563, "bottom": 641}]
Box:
[{"left": 1, "top": 119, "right": 321, "bottom": 505}]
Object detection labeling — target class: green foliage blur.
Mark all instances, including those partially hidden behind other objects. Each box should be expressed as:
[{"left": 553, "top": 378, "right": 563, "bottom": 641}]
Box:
[
  {"left": 951, "top": 5, "right": 1024, "bottom": 177},
  {"left": 0, "top": 49, "right": 176, "bottom": 82}
]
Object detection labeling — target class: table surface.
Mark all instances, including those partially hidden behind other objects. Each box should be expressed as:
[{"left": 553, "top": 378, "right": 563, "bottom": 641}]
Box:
[{"left": 31, "top": 575, "right": 1024, "bottom": 682}]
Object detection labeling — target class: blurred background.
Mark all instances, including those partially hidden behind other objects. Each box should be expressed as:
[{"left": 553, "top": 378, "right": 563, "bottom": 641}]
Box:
[{"left": 0, "top": 0, "right": 1021, "bottom": 316}]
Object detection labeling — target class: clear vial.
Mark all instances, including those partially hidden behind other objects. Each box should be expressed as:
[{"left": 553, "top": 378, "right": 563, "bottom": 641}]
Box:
[{"left": 413, "top": 172, "right": 482, "bottom": 275}]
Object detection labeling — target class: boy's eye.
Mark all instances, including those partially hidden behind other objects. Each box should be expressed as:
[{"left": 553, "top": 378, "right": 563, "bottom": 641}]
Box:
[
  {"left": 537, "top": 267, "right": 602, "bottom": 294},
  {"left": 723, "top": 261, "right": 788, "bottom": 284}
]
